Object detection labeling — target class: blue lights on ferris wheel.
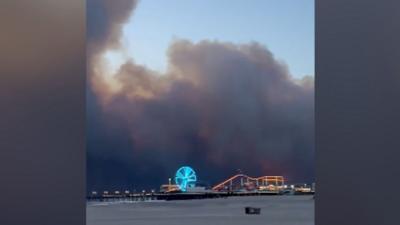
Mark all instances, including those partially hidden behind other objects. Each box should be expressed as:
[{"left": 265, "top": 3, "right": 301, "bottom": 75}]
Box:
[{"left": 174, "top": 166, "right": 197, "bottom": 192}]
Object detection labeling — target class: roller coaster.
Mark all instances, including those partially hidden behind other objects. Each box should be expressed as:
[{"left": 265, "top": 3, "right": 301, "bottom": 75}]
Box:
[{"left": 212, "top": 174, "right": 285, "bottom": 192}]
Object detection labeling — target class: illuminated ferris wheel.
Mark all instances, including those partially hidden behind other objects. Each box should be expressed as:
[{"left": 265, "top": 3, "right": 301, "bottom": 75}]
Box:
[{"left": 174, "top": 166, "right": 197, "bottom": 192}]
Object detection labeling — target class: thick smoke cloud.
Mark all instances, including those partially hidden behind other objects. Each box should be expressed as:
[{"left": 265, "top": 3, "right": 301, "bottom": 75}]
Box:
[
  {"left": 87, "top": 0, "right": 314, "bottom": 191},
  {"left": 87, "top": 0, "right": 137, "bottom": 57}
]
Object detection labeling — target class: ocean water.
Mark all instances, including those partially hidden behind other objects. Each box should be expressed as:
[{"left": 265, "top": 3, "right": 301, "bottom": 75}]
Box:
[{"left": 87, "top": 195, "right": 314, "bottom": 225}]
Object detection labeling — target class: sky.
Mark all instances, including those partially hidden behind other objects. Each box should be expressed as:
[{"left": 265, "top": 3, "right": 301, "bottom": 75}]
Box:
[
  {"left": 107, "top": 0, "right": 314, "bottom": 78},
  {"left": 87, "top": 0, "right": 314, "bottom": 192}
]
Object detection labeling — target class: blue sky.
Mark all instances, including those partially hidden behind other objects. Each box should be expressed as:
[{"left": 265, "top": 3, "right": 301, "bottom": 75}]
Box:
[{"left": 118, "top": 0, "right": 314, "bottom": 78}]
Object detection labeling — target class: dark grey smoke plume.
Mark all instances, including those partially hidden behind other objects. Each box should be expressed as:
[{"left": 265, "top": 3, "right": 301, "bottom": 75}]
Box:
[
  {"left": 87, "top": 0, "right": 137, "bottom": 58},
  {"left": 87, "top": 0, "right": 314, "bottom": 191}
]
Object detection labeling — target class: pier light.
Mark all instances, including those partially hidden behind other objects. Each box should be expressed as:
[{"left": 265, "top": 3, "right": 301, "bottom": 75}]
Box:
[
  {"left": 91, "top": 191, "right": 97, "bottom": 195},
  {"left": 125, "top": 190, "right": 130, "bottom": 194},
  {"left": 104, "top": 191, "right": 109, "bottom": 194},
  {"left": 115, "top": 191, "right": 120, "bottom": 194}
]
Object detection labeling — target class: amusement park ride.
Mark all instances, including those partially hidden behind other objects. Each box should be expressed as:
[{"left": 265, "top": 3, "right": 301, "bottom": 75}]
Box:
[
  {"left": 212, "top": 174, "right": 285, "bottom": 192},
  {"left": 175, "top": 166, "right": 197, "bottom": 191},
  {"left": 160, "top": 166, "right": 285, "bottom": 193}
]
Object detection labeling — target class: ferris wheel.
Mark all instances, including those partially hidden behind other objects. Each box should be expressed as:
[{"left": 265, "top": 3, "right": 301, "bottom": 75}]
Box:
[{"left": 174, "top": 166, "right": 197, "bottom": 192}]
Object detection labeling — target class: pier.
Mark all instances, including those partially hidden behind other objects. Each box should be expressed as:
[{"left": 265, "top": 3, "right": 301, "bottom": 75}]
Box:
[
  {"left": 87, "top": 190, "right": 314, "bottom": 202},
  {"left": 87, "top": 170, "right": 314, "bottom": 202}
]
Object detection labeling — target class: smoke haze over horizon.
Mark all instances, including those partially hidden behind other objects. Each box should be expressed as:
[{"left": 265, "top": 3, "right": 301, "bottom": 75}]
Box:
[{"left": 87, "top": 0, "right": 314, "bottom": 191}]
